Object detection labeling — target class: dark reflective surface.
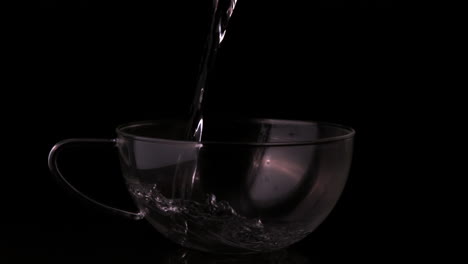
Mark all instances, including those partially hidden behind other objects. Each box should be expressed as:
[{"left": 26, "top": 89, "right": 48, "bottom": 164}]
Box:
[
  {"left": 161, "top": 249, "right": 312, "bottom": 264},
  {"left": 3, "top": 201, "right": 356, "bottom": 263},
  {"left": 4, "top": 229, "right": 316, "bottom": 264},
  {"left": 5, "top": 247, "right": 312, "bottom": 264}
]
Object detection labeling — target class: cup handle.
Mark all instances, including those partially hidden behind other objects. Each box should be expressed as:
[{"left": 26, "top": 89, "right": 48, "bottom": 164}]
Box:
[{"left": 48, "top": 138, "right": 144, "bottom": 220}]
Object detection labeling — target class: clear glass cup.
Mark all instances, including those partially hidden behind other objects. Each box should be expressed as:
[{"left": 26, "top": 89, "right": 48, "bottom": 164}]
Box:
[{"left": 49, "top": 119, "right": 355, "bottom": 253}]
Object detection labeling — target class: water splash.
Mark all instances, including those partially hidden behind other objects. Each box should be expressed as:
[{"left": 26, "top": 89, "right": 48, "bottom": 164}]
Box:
[{"left": 129, "top": 183, "right": 310, "bottom": 252}]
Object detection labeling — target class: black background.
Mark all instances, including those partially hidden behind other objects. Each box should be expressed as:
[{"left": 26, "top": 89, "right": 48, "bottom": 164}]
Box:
[
  {"left": 38, "top": 0, "right": 393, "bottom": 8},
  {"left": 3, "top": 2, "right": 435, "bottom": 263}
]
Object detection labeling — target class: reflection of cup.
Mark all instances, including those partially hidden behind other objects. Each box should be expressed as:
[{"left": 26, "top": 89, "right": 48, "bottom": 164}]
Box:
[
  {"left": 162, "top": 248, "right": 312, "bottom": 264},
  {"left": 49, "top": 119, "right": 354, "bottom": 253}
]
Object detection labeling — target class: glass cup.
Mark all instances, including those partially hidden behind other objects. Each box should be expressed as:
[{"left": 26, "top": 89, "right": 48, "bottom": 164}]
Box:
[{"left": 48, "top": 119, "right": 354, "bottom": 253}]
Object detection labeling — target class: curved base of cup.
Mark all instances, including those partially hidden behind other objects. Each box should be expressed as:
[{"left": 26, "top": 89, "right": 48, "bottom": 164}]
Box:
[{"left": 144, "top": 216, "right": 309, "bottom": 254}]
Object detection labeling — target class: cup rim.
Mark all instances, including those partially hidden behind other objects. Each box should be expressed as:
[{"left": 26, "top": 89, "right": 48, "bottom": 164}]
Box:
[{"left": 116, "top": 119, "right": 355, "bottom": 146}]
